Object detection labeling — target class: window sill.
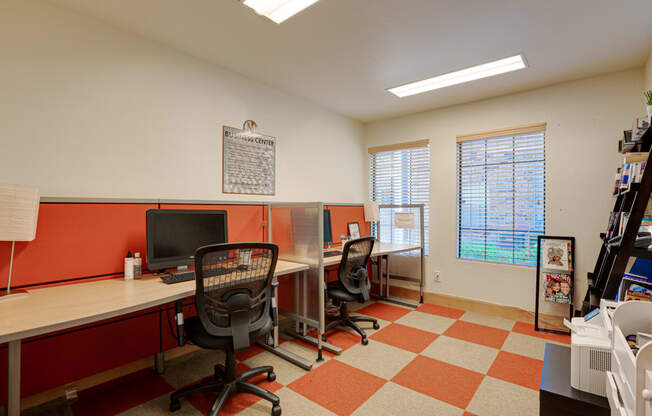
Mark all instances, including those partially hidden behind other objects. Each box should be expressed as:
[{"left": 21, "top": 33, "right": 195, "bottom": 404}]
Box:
[{"left": 455, "top": 257, "right": 535, "bottom": 269}]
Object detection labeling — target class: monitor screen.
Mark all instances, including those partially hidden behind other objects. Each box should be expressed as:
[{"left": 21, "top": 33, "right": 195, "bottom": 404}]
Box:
[
  {"left": 146, "top": 209, "right": 228, "bottom": 270},
  {"left": 323, "top": 209, "right": 333, "bottom": 245}
]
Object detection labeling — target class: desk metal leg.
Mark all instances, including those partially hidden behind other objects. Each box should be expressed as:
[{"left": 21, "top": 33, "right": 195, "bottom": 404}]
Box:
[
  {"left": 257, "top": 341, "right": 314, "bottom": 371},
  {"left": 283, "top": 270, "right": 342, "bottom": 356},
  {"left": 371, "top": 254, "right": 421, "bottom": 309},
  {"left": 282, "top": 330, "right": 342, "bottom": 355},
  {"left": 154, "top": 352, "right": 165, "bottom": 375},
  {"left": 377, "top": 256, "right": 383, "bottom": 296},
  {"left": 294, "top": 272, "right": 301, "bottom": 334},
  {"left": 7, "top": 340, "right": 20, "bottom": 416},
  {"left": 385, "top": 255, "right": 390, "bottom": 298},
  {"left": 259, "top": 272, "right": 314, "bottom": 371},
  {"left": 272, "top": 280, "right": 280, "bottom": 347}
]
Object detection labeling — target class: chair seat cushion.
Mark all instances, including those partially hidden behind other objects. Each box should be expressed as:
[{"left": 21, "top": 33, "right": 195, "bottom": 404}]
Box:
[
  {"left": 326, "top": 283, "right": 358, "bottom": 303},
  {"left": 185, "top": 316, "right": 273, "bottom": 350}
]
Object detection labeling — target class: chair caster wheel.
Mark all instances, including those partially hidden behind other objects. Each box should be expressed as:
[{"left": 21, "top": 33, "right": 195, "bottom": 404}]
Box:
[
  {"left": 361, "top": 337, "right": 368, "bottom": 345},
  {"left": 170, "top": 400, "right": 181, "bottom": 412},
  {"left": 271, "top": 404, "right": 282, "bottom": 416},
  {"left": 267, "top": 371, "right": 276, "bottom": 382},
  {"left": 373, "top": 322, "right": 380, "bottom": 330}
]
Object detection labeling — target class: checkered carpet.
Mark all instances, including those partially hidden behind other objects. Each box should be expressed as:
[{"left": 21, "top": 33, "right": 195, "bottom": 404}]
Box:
[{"left": 30, "top": 301, "right": 570, "bottom": 416}]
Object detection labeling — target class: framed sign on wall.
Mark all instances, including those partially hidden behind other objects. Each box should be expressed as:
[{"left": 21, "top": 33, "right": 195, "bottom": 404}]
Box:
[{"left": 223, "top": 121, "right": 276, "bottom": 196}]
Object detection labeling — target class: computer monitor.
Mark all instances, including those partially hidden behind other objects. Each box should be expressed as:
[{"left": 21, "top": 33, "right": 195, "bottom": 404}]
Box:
[
  {"left": 323, "top": 209, "right": 333, "bottom": 246},
  {"left": 146, "top": 209, "right": 228, "bottom": 270}
]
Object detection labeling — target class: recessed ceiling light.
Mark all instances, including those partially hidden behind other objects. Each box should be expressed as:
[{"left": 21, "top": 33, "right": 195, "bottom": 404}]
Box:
[
  {"left": 243, "top": 0, "right": 320, "bottom": 24},
  {"left": 387, "top": 54, "right": 528, "bottom": 98}
]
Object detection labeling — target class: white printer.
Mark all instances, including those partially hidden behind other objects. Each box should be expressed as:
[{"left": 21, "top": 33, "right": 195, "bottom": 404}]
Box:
[{"left": 566, "top": 299, "right": 618, "bottom": 397}]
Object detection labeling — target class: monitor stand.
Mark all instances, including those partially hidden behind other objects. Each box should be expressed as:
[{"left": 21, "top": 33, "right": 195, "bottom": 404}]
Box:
[{"left": 168, "top": 265, "right": 192, "bottom": 276}]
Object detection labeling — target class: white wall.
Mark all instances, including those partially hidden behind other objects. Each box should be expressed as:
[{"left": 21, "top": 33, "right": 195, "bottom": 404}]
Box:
[
  {"left": 0, "top": 0, "right": 365, "bottom": 203},
  {"left": 646, "top": 51, "right": 652, "bottom": 91},
  {"left": 365, "top": 69, "right": 645, "bottom": 310}
]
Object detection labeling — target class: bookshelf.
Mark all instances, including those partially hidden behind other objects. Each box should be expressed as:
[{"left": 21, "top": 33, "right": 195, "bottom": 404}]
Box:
[{"left": 583, "top": 127, "right": 652, "bottom": 314}]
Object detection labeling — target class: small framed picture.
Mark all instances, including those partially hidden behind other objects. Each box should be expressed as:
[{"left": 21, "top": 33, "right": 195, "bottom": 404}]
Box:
[
  {"left": 347, "top": 222, "right": 361, "bottom": 239},
  {"left": 540, "top": 238, "right": 573, "bottom": 272}
]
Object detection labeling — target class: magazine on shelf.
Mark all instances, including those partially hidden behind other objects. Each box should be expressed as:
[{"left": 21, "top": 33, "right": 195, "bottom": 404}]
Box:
[
  {"left": 618, "top": 159, "right": 646, "bottom": 191},
  {"left": 613, "top": 168, "right": 621, "bottom": 195},
  {"left": 621, "top": 163, "right": 631, "bottom": 189},
  {"left": 619, "top": 214, "right": 652, "bottom": 237},
  {"left": 618, "top": 273, "right": 652, "bottom": 302}
]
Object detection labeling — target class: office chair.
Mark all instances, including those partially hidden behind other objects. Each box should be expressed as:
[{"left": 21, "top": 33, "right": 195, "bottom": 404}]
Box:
[
  {"left": 323, "top": 237, "right": 379, "bottom": 345},
  {"left": 169, "top": 243, "right": 281, "bottom": 416}
]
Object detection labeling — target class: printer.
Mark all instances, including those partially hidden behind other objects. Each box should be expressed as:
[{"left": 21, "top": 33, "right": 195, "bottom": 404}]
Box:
[{"left": 566, "top": 299, "right": 618, "bottom": 397}]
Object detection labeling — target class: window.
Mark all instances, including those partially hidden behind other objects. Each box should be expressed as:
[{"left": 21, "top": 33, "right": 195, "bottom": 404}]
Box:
[
  {"left": 456, "top": 124, "right": 545, "bottom": 266},
  {"left": 368, "top": 140, "right": 430, "bottom": 253}
]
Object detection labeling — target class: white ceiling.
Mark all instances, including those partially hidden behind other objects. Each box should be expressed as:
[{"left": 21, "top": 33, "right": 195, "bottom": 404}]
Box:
[{"left": 49, "top": 0, "right": 652, "bottom": 122}]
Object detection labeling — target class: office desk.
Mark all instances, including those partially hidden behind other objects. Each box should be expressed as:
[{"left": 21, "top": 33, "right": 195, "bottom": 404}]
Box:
[
  {"left": 0, "top": 260, "right": 309, "bottom": 416},
  {"left": 325, "top": 242, "right": 423, "bottom": 308},
  {"left": 286, "top": 242, "right": 423, "bottom": 356},
  {"left": 323, "top": 241, "right": 421, "bottom": 266}
]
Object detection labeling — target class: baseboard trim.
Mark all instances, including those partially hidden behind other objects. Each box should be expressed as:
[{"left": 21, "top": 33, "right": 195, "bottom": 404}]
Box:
[
  {"left": 386, "top": 286, "right": 537, "bottom": 323},
  {"left": 21, "top": 344, "right": 200, "bottom": 411}
]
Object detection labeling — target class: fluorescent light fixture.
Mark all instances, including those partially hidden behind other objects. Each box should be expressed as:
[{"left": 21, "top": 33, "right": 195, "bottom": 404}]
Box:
[
  {"left": 387, "top": 54, "right": 528, "bottom": 98},
  {"left": 243, "top": 0, "right": 319, "bottom": 24}
]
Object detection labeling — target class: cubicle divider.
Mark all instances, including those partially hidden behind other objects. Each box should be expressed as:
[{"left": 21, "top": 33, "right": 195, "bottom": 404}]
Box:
[
  {"left": 0, "top": 202, "right": 157, "bottom": 289},
  {"left": 0, "top": 199, "right": 372, "bottom": 405},
  {"left": 322, "top": 204, "right": 371, "bottom": 282},
  {"left": 268, "top": 202, "right": 325, "bottom": 360},
  {"left": 0, "top": 199, "right": 267, "bottom": 405},
  {"left": 323, "top": 204, "right": 370, "bottom": 244}
]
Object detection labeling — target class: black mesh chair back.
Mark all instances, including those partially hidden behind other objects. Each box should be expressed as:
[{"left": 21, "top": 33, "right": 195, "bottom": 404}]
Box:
[
  {"left": 337, "top": 237, "right": 375, "bottom": 302},
  {"left": 194, "top": 242, "right": 278, "bottom": 352}
]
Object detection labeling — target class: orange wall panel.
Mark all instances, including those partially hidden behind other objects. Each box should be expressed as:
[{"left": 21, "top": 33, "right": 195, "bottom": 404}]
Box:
[
  {"left": 158, "top": 204, "right": 266, "bottom": 244},
  {"left": 0, "top": 201, "right": 267, "bottom": 406},
  {"left": 269, "top": 208, "right": 294, "bottom": 255},
  {"left": 0, "top": 203, "right": 154, "bottom": 288},
  {"left": 325, "top": 205, "right": 370, "bottom": 244}
]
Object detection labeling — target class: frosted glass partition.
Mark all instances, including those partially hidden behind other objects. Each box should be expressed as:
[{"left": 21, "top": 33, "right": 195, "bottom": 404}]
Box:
[
  {"left": 268, "top": 202, "right": 324, "bottom": 330},
  {"left": 376, "top": 203, "right": 426, "bottom": 304},
  {"left": 377, "top": 205, "right": 424, "bottom": 251}
]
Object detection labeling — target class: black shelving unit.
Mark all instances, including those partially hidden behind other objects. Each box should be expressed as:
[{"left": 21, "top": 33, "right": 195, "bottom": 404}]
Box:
[{"left": 583, "top": 127, "right": 652, "bottom": 314}]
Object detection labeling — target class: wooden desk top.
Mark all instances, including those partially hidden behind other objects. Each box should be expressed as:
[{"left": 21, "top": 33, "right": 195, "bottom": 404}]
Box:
[
  {"left": 0, "top": 260, "right": 309, "bottom": 344},
  {"left": 323, "top": 241, "right": 421, "bottom": 266}
]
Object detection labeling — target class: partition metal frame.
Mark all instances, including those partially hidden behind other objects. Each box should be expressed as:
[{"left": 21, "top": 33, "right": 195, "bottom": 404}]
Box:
[
  {"left": 266, "top": 202, "right": 340, "bottom": 366},
  {"left": 374, "top": 204, "right": 425, "bottom": 308}
]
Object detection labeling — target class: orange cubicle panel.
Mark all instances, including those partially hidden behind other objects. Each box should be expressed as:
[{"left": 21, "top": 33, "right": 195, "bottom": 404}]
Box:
[
  {"left": 0, "top": 200, "right": 267, "bottom": 405},
  {"left": 325, "top": 205, "right": 370, "bottom": 244}
]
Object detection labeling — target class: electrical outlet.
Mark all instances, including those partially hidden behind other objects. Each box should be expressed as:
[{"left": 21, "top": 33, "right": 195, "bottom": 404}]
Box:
[{"left": 434, "top": 271, "right": 440, "bottom": 282}]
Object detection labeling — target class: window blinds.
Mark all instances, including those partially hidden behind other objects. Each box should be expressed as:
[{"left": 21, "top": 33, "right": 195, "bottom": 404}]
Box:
[
  {"left": 368, "top": 142, "right": 430, "bottom": 253},
  {"left": 456, "top": 126, "right": 545, "bottom": 266}
]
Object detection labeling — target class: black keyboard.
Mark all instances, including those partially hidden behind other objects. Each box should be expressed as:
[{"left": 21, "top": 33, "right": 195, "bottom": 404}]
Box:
[
  {"left": 160, "top": 271, "right": 195, "bottom": 284},
  {"left": 324, "top": 250, "right": 342, "bottom": 258},
  {"left": 160, "top": 265, "right": 261, "bottom": 284}
]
